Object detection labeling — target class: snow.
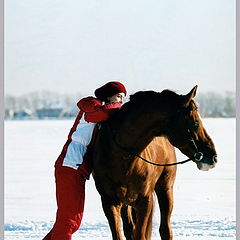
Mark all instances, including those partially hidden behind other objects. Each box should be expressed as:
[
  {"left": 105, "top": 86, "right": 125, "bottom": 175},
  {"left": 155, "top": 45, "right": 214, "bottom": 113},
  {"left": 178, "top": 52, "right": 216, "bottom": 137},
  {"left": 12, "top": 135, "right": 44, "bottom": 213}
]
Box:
[{"left": 4, "top": 118, "right": 236, "bottom": 239}]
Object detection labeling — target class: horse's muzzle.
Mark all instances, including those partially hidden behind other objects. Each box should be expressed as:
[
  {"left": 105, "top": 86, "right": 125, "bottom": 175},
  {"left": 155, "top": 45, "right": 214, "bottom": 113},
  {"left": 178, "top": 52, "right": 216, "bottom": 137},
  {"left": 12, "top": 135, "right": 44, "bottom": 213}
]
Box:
[{"left": 196, "top": 154, "right": 217, "bottom": 171}]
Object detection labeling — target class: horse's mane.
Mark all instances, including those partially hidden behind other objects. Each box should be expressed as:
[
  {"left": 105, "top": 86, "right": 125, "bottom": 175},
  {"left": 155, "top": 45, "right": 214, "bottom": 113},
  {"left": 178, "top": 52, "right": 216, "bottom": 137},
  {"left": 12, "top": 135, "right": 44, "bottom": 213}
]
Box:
[
  {"left": 129, "top": 90, "right": 160, "bottom": 103},
  {"left": 129, "top": 89, "right": 179, "bottom": 102},
  {"left": 108, "top": 89, "right": 180, "bottom": 122}
]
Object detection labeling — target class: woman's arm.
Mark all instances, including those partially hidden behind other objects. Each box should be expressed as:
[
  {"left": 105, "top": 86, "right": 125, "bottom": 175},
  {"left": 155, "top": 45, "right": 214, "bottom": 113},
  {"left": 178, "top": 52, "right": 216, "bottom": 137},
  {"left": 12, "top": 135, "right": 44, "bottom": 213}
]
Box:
[{"left": 77, "top": 97, "right": 122, "bottom": 122}]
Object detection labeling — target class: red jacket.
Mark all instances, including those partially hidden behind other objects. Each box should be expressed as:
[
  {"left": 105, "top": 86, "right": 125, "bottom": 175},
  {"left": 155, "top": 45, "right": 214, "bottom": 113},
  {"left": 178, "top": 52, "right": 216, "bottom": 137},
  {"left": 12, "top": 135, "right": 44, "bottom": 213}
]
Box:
[
  {"left": 55, "top": 97, "right": 122, "bottom": 179},
  {"left": 77, "top": 97, "right": 122, "bottom": 122}
]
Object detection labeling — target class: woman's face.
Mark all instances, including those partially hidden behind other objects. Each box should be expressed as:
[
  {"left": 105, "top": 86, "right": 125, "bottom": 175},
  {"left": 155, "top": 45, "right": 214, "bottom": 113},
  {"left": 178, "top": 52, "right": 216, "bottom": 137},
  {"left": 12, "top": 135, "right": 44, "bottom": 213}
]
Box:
[{"left": 107, "top": 92, "right": 125, "bottom": 103}]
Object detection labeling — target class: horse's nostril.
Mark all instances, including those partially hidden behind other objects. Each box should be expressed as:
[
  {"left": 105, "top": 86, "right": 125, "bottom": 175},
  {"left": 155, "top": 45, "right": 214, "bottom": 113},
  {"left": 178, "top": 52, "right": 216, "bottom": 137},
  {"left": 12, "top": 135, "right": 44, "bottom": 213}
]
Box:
[{"left": 213, "top": 155, "right": 218, "bottom": 163}]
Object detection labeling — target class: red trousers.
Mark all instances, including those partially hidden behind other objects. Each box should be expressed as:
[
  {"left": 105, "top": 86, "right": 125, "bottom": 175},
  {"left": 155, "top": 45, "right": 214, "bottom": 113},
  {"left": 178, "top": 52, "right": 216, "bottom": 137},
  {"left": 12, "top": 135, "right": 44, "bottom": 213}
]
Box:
[
  {"left": 43, "top": 126, "right": 97, "bottom": 240},
  {"left": 42, "top": 166, "right": 86, "bottom": 240}
]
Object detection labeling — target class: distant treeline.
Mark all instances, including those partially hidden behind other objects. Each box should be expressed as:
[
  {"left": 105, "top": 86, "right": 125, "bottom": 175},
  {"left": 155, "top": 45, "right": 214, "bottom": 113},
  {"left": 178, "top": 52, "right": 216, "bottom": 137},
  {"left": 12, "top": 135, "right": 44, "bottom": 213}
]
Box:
[
  {"left": 196, "top": 91, "right": 235, "bottom": 117},
  {"left": 4, "top": 90, "right": 235, "bottom": 119}
]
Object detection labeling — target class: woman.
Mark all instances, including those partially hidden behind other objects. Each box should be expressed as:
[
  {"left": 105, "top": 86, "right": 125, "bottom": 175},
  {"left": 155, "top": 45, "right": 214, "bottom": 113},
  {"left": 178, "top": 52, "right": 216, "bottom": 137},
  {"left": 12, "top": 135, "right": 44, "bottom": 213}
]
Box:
[{"left": 43, "top": 81, "right": 127, "bottom": 240}]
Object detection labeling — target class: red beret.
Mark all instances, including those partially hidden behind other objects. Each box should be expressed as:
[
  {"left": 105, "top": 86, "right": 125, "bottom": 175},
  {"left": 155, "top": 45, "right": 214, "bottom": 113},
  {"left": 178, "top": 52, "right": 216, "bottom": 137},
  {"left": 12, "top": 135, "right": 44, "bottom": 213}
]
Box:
[{"left": 94, "top": 81, "right": 127, "bottom": 101}]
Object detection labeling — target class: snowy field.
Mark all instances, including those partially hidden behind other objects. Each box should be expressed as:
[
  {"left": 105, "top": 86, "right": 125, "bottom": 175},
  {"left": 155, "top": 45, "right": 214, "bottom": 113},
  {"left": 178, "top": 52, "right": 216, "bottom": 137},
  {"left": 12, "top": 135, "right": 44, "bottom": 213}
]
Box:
[{"left": 4, "top": 118, "right": 236, "bottom": 239}]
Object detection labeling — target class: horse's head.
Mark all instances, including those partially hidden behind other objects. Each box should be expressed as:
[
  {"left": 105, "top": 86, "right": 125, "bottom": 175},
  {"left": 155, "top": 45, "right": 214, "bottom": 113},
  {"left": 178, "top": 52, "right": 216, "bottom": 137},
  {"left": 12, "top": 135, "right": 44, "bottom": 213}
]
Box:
[{"left": 165, "top": 86, "right": 217, "bottom": 171}]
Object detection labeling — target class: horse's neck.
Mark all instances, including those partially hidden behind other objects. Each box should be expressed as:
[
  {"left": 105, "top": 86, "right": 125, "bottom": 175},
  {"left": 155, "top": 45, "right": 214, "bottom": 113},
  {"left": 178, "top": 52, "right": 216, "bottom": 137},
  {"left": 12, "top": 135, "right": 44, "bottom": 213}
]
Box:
[{"left": 112, "top": 111, "right": 166, "bottom": 153}]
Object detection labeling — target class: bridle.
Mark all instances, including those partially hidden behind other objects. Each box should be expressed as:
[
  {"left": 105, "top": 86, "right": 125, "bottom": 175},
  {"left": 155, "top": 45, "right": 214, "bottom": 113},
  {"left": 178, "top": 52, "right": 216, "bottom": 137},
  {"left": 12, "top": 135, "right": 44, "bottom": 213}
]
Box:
[
  {"left": 107, "top": 106, "right": 203, "bottom": 167},
  {"left": 177, "top": 106, "right": 203, "bottom": 163}
]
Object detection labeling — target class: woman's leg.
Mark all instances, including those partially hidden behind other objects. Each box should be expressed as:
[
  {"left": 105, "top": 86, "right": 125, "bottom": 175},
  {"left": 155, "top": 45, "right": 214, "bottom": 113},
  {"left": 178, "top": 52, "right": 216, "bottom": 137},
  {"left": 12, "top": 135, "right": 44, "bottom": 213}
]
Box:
[{"left": 42, "top": 166, "right": 86, "bottom": 240}]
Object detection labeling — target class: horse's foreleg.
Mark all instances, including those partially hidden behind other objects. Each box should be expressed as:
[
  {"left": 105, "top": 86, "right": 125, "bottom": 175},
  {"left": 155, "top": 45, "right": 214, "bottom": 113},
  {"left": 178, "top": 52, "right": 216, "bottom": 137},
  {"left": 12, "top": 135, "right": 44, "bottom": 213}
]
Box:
[
  {"left": 134, "top": 195, "right": 153, "bottom": 240},
  {"left": 121, "top": 205, "right": 136, "bottom": 240},
  {"left": 145, "top": 201, "right": 154, "bottom": 240},
  {"left": 155, "top": 188, "right": 174, "bottom": 240},
  {"left": 101, "top": 197, "right": 123, "bottom": 240}
]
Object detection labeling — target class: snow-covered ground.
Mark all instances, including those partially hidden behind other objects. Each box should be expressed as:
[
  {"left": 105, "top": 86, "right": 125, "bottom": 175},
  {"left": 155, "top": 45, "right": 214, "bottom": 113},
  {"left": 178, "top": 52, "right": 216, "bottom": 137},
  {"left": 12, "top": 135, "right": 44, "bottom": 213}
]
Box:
[{"left": 4, "top": 118, "right": 236, "bottom": 239}]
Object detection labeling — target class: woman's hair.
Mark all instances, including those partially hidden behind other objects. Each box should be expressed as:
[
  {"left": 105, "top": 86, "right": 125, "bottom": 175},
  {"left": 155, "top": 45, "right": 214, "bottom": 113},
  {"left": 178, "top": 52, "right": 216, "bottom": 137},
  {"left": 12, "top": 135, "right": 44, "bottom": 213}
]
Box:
[{"left": 94, "top": 81, "right": 127, "bottom": 101}]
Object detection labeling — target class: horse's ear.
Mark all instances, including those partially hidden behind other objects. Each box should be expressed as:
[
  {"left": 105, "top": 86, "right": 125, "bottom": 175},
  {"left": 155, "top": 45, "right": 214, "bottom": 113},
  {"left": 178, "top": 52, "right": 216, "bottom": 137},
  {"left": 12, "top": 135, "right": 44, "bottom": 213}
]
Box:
[{"left": 180, "top": 85, "right": 198, "bottom": 107}]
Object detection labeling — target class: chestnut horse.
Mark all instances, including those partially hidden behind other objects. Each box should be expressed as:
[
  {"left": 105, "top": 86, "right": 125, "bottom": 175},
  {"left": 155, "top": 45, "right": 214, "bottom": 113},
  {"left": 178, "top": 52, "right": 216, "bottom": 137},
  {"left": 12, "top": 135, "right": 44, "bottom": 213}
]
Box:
[{"left": 92, "top": 86, "right": 217, "bottom": 240}]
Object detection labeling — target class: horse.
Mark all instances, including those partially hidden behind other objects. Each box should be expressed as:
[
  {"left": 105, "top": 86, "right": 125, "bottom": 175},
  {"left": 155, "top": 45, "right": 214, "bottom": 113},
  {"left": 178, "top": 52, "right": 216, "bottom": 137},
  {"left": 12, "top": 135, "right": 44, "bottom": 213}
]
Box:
[{"left": 92, "top": 86, "right": 217, "bottom": 240}]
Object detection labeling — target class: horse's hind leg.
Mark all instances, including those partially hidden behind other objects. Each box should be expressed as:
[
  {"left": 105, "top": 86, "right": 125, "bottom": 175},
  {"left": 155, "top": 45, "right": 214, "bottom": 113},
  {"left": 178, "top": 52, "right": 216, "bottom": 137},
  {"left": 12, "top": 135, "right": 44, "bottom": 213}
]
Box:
[{"left": 121, "top": 205, "right": 135, "bottom": 240}]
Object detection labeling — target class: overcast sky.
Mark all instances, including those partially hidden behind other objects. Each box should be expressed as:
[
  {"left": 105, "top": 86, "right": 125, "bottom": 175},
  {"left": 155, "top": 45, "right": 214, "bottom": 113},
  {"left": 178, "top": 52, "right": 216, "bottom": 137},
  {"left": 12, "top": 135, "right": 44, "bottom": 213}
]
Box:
[{"left": 5, "top": 0, "right": 236, "bottom": 97}]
